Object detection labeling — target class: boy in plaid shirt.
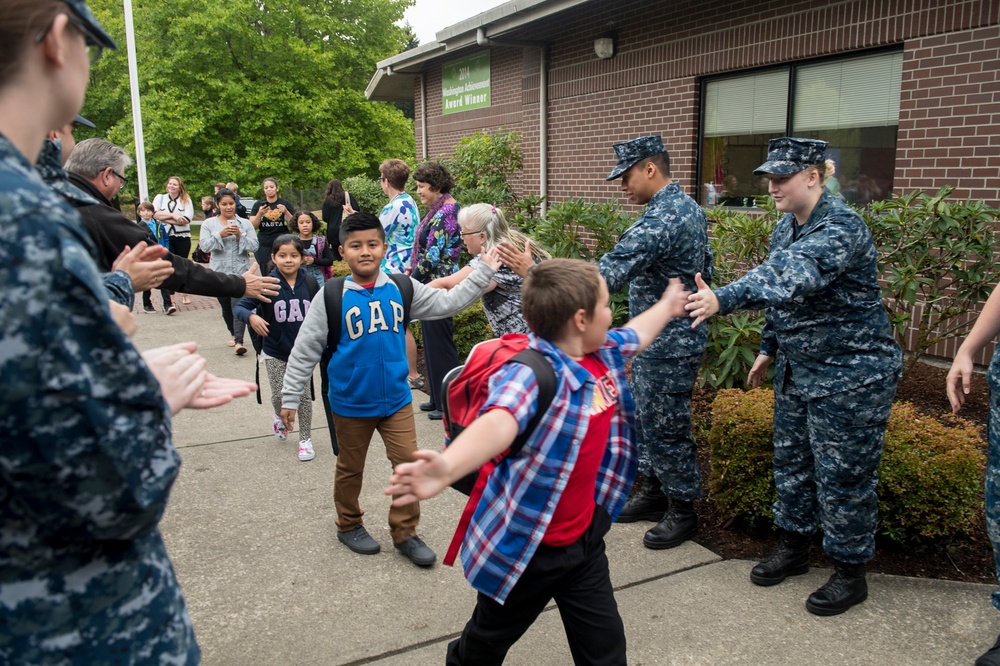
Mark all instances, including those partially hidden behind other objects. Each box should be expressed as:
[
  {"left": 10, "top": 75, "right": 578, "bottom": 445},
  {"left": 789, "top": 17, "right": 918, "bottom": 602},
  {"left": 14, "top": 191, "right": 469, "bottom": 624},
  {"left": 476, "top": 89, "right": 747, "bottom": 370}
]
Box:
[{"left": 387, "top": 259, "right": 690, "bottom": 665}]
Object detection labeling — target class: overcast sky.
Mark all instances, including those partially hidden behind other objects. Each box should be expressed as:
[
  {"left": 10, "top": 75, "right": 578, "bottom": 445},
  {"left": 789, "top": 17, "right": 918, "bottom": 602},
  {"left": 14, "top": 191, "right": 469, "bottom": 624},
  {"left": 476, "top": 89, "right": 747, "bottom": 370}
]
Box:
[{"left": 402, "top": 0, "right": 508, "bottom": 45}]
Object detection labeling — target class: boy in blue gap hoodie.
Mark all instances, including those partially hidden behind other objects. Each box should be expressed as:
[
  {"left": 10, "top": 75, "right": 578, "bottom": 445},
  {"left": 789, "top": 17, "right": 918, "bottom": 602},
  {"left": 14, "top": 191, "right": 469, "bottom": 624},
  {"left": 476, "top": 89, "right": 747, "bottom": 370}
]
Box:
[{"left": 280, "top": 212, "right": 501, "bottom": 567}]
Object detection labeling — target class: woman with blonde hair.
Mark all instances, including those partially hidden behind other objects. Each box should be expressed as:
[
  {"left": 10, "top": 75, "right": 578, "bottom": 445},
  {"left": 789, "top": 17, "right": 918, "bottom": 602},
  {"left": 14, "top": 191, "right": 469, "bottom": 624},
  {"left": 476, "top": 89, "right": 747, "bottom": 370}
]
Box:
[{"left": 429, "top": 202, "right": 549, "bottom": 335}]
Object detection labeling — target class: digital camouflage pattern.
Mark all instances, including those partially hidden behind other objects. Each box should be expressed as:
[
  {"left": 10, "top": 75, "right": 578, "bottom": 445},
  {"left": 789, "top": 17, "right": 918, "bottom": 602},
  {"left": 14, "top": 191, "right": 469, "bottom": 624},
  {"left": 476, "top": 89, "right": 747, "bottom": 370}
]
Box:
[
  {"left": 714, "top": 190, "right": 902, "bottom": 399},
  {"left": 986, "top": 349, "right": 1000, "bottom": 610},
  {"left": 772, "top": 380, "right": 896, "bottom": 563},
  {"left": 605, "top": 134, "right": 667, "bottom": 181},
  {"left": 0, "top": 133, "right": 199, "bottom": 664},
  {"left": 714, "top": 188, "right": 901, "bottom": 563},
  {"left": 632, "top": 354, "right": 702, "bottom": 500},
  {"left": 35, "top": 138, "right": 135, "bottom": 309},
  {"left": 599, "top": 182, "right": 714, "bottom": 360},
  {"left": 599, "top": 180, "right": 713, "bottom": 500},
  {"left": 753, "top": 137, "right": 828, "bottom": 176}
]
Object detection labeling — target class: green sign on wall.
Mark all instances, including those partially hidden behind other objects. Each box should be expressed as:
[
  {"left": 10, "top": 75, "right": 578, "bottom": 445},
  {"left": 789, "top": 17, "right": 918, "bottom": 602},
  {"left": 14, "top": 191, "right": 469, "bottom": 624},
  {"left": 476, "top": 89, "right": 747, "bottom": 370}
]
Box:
[{"left": 442, "top": 51, "right": 491, "bottom": 115}]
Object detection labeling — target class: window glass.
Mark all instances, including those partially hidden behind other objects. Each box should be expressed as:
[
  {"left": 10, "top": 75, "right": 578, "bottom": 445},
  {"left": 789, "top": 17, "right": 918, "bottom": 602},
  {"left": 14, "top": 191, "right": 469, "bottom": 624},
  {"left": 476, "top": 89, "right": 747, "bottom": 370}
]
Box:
[{"left": 700, "top": 50, "right": 902, "bottom": 207}]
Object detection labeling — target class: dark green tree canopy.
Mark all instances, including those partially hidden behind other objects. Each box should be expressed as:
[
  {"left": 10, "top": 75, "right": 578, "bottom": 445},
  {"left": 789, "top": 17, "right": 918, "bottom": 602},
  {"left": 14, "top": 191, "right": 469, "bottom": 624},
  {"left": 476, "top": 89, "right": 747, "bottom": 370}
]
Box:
[{"left": 84, "top": 0, "right": 415, "bottom": 202}]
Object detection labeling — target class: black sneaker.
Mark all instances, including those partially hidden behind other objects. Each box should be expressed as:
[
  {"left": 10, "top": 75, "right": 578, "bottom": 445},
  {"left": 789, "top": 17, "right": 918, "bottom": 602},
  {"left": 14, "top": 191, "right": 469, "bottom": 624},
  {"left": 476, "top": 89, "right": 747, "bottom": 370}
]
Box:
[
  {"left": 395, "top": 535, "right": 436, "bottom": 567},
  {"left": 427, "top": 410, "right": 443, "bottom": 420},
  {"left": 419, "top": 401, "right": 435, "bottom": 412},
  {"left": 337, "top": 525, "right": 380, "bottom": 555},
  {"left": 975, "top": 633, "right": 1000, "bottom": 666},
  {"left": 142, "top": 304, "right": 156, "bottom": 313},
  {"left": 165, "top": 304, "right": 177, "bottom": 315}
]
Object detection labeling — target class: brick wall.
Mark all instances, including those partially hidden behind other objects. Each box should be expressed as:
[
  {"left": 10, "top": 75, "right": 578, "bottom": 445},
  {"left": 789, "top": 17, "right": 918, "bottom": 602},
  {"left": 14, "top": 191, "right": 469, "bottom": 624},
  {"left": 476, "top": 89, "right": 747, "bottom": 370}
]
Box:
[{"left": 410, "top": 0, "right": 1000, "bottom": 364}]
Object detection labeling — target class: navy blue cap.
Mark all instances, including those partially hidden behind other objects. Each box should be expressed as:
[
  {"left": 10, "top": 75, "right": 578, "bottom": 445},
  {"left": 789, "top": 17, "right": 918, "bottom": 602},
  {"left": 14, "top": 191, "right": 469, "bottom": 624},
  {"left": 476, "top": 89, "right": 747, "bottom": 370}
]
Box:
[
  {"left": 66, "top": 0, "right": 118, "bottom": 50},
  {"left": 606, "top": 135, "right": 669, "bottom": 181},
  {"left": 753, "top": 137, "right": 828, "bottom": 176}
]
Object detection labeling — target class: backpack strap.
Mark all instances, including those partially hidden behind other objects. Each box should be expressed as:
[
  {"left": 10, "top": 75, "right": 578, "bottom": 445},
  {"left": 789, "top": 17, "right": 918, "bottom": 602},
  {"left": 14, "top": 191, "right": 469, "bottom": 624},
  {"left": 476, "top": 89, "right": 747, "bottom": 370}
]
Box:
[
  {"left": 387, "top": 273, "right": 414, "bottom": 328},
  {"left": 443, "top": 348, "right": 558, "bottom": 567},
  {"left": 323, "top": 276, "right": 347, "bottom": 352}
]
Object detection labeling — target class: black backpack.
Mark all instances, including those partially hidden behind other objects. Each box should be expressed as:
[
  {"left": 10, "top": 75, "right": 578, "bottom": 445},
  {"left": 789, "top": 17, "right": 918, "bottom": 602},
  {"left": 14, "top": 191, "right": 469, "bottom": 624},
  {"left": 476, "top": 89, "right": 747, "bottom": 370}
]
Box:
[{"left": 317, "top": 274, "right": 414, "bottom": 454}]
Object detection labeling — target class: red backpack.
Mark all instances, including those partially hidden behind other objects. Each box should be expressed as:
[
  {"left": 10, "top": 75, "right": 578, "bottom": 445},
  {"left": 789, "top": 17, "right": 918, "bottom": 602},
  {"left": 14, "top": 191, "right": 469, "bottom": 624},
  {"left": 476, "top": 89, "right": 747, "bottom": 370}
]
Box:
[{"left": 440, "top": 333, "right": 557, "bottom": 565}]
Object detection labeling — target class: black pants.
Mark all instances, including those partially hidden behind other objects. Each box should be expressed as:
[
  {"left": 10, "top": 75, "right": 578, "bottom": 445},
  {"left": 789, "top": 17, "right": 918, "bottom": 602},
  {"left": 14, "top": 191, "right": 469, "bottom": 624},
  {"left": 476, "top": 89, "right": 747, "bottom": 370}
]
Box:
[
  {"left": 166, "top": 236, "right": 191, "bottom": 302},
  {"left": 446, "top": 506, "right": 626, "bottom": 666},
  {"left": 420, "top": 317, "right": 459, "bottom": 410},
  {"left": 216, "top": 296, "right": 246, "bottom": 344},
  {"left": 142, "top": 288, "right": 171, "bottom": 309}
]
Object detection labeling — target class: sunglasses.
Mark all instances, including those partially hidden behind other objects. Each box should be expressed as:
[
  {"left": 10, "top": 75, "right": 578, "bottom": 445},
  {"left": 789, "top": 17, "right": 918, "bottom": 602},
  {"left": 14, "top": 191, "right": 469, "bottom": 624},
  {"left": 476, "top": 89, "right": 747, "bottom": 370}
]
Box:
[{"left": 36, "top": 13, "right": 104, "bottom": 64}]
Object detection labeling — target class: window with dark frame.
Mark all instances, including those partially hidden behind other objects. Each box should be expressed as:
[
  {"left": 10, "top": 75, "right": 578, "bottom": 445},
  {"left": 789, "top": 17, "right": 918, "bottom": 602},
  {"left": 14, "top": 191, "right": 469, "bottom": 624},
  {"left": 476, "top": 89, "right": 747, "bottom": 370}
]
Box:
[{"left": 699, "top": 50, "right": 904, "bottom": 208}]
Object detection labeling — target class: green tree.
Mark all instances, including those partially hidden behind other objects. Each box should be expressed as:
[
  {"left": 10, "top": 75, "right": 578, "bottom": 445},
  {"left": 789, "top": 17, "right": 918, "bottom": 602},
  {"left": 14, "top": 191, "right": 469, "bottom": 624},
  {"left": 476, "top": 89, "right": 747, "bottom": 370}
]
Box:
[{"left": 83, "top": 0, "right": 415, "bottom": 202}]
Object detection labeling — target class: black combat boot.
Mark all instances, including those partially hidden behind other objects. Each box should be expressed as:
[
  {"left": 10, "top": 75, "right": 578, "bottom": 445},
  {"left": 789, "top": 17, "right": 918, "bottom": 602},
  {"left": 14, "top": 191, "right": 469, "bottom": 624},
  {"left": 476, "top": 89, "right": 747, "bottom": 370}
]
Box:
[
  {"left": 975, "top": 633, "right": 1000, "bottom": 666},
  {"left": 642, "top": 500, "right": 697, "bottom": 549},
  {"left": 616, "top": 480, "right": 669, "bottom": 523},
  {"left": 805, "top": 560, "right": 868, "bottom": 616},
  {"left": 749, "top": 529, "right": 812, "bottom": 586}
]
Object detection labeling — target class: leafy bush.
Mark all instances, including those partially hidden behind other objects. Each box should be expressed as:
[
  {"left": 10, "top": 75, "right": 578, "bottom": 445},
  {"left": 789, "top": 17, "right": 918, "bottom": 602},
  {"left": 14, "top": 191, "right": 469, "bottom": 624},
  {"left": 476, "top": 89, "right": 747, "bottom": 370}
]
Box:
[
  {"left": 448, "top": 129, "right": 523, "bottom": 209},
  {"left": 700, "top": 201, "right": 780, "bottom": 389},
  {"left": 708, "top": 389, "right": 986, "bottom": 543},
  {"left": 410, "top": 300, "right": 492, "bottom": 361},
  {"left": 531, "top": 198, "right": 632, "bottom": 262},
  {"left": 867, "top": 186, "right": 1000, "bottom": 376},
  {"left": 708, "top": 389, "right": 778, "bottom": 523},
  {"left": 877, "top": 402, "right": 985, "bottom": 543},
  {"left": 341, "top": 175, "right": 386, "bottom": 217}
]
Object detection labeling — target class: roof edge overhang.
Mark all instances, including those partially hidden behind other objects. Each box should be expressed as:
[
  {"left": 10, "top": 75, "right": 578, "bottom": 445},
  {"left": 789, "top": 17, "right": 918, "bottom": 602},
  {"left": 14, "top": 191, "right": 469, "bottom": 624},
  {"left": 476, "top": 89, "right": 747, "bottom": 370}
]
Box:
[{"left": 366, "top": 0, "right": 591, "bottom": 102}]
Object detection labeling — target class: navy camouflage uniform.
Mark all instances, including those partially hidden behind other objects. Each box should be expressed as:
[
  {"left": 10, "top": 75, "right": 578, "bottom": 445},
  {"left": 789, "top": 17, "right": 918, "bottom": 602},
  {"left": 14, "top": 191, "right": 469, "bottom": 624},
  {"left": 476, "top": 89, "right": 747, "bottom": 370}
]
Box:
[
  {"left": 0, "top": 133, "right": 199, "bottom": 664},
  {"left": 35, "top": 137, "right": 135, "bottom": 309},
  {"left": 714, "top": 188, "right": 902, "bottom": 564},
  {"left": 986, "top": 351, "right": 1000, "bottom": 611},
  {"left": 599, "top": 182, "right": 713, "bottom": 502}
]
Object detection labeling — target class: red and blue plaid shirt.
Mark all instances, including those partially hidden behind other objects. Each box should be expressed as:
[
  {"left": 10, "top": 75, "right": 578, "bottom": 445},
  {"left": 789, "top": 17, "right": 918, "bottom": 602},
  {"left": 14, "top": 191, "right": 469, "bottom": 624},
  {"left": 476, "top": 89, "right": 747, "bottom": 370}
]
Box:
[{"left": 461, "top": 328, "right": 640, "bottom": 604}]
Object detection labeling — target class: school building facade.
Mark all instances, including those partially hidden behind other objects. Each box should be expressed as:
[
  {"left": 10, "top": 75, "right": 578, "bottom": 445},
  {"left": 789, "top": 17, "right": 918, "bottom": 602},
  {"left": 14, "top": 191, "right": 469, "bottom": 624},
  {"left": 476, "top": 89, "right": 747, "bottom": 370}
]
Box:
[{"left": 367, "top": 0, "right": 1000, "bottom": 361}]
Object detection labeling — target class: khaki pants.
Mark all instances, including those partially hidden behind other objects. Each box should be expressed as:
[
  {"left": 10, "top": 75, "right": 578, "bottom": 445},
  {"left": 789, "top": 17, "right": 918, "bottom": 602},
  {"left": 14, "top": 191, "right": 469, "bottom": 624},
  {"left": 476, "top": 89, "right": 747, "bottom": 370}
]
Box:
[{"left": 332, "top": 405, "right": 420, "bottom": 544}]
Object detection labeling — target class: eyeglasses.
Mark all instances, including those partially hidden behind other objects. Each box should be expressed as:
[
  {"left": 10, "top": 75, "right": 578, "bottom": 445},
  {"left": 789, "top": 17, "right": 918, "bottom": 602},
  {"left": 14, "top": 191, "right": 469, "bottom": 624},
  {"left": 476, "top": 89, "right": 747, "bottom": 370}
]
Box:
[
  {"left": 108, "top": 167, "right": 127, "bottom": 185},
  {"left": 36, "top": 13, "right": 104, "bottom": 64},
  {"left": 459, "top": 230, "right": 482, "bottom": 236},
  {"left": 379, "top": 176, "right": 387, "bottom": 182}
]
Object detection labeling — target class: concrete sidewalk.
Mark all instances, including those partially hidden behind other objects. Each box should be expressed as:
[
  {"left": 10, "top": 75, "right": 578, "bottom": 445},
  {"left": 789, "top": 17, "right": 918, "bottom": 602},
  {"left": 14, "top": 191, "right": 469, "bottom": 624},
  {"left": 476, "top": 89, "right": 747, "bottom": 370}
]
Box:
[{"left": 134, "top": 304, "right": 996, "bottom": 665}]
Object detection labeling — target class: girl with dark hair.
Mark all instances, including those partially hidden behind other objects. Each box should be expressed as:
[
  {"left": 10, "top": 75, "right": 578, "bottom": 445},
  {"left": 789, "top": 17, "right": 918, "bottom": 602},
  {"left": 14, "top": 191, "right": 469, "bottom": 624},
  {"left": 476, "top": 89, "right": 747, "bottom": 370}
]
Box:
[
  {"left": 293, "top": 210, "right": 333, "bottom": 283},
  {"left": 234, "top": 234, "right": 318, "bottom": 462},
  {"left": 200, "top": 188, "right": 258, "bottom": 354},
  {"left": 322, "top": 178, "right": 359, "bottom": 260},
  {"left": 250, "top": 176, "right": 295, "bottom": 270}
]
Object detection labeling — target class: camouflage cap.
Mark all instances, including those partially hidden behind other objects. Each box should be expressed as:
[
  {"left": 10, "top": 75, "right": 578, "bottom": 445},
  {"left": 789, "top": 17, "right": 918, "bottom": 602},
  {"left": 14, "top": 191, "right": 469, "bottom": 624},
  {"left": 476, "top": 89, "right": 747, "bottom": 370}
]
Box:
[
  {"left": 65, "top": 0, "right": 118, "bottom": 50},
  {"left": 606, "top": 135, "right": 669, "bottom": 181},
  {"left": 753, "top": 137, "right": 828, "bottom": 176}
]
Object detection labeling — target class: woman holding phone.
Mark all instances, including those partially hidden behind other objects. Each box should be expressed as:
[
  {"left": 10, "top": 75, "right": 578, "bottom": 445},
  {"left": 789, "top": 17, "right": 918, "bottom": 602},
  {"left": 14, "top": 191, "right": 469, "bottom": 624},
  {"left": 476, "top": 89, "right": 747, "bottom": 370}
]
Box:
[{"left": 200, "top": 188, "right": 258, "bottom": 354}]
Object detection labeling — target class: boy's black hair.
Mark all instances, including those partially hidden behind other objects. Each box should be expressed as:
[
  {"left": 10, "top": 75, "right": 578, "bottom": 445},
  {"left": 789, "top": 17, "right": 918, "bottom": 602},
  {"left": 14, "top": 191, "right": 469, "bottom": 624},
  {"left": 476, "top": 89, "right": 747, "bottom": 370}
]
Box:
[{"left": 339, "top": 211, "right": 385, "bottom": 245}]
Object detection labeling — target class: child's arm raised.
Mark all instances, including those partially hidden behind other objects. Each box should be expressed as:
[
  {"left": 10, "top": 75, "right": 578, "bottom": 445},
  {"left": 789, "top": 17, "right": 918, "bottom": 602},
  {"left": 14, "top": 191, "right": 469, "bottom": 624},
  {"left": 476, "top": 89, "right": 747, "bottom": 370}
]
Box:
[
  {"left": 387, "top": 409, "right": 519, "bottom": 506},
  {"left": 409, "top": 248, "right": 503, "bottom": 319},
  {"left": 626, "top": 277, "right": 691, "bottom": 353}
]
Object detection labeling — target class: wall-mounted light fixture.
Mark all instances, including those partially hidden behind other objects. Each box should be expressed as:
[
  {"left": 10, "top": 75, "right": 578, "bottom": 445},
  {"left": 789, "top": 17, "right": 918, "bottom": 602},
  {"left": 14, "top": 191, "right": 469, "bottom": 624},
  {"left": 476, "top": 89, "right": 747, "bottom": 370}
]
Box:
[{"left": 594, "top": 36, "right": 615, "bottom": 60}]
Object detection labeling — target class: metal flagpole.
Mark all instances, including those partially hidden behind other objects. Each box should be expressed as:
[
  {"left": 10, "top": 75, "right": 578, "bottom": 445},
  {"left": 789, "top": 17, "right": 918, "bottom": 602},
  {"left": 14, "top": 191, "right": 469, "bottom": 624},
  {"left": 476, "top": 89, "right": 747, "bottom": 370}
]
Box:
[{"left": 123, "top": 0, "right": 148, "bottom": 202}]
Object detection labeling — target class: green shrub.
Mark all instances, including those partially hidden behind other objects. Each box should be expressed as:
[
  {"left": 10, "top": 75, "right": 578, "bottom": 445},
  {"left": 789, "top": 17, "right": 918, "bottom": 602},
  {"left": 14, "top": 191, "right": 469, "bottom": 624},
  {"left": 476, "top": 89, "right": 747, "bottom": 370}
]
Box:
[
  {"left": 410, "top": 300, "right": 492, "bottom": 362},
  {"left": 877, "top": 402, "right": 985, "bottom": 543},
  {"left": 707, "top": 389, "right": 986, "bottom": 543},
  {"left": 708, "top": 389, "right": 777, "bottom": 523},
  {"left": 331, "top": 260, "right": 351, "bottom": 278},
  {"left": 448, "top": 129, "right": 523, "bottom": 209},
  {"left": 341, "top": 175, "right": 386, "bottom": 217}
]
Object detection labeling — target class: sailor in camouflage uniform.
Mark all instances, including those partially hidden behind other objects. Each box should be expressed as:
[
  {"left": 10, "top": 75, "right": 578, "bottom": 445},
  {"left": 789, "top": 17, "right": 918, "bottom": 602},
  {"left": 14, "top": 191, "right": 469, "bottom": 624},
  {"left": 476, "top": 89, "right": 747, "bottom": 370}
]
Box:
[
  {"left": 948, "top": 285, "right": 1000, "bottom": 665},
  {"left": 598, "top": 135, "right": 714, "bottom": 550},
  {"left": 687, "top": 137, "right": 902, "bottom": 616},
  {"left": 0, "top": 1, "right": 202, "bottom": 662}
]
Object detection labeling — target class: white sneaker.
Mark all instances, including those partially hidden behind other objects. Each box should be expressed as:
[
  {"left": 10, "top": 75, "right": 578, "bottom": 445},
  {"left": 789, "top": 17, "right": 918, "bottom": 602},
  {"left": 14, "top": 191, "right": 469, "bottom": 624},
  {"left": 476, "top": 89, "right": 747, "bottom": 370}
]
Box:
[
  {"left": 298, "top": 438, "right": 315, "bottom": 461},
  {"left": 272, "top": 414, "right": 287, "bottom": 441}
]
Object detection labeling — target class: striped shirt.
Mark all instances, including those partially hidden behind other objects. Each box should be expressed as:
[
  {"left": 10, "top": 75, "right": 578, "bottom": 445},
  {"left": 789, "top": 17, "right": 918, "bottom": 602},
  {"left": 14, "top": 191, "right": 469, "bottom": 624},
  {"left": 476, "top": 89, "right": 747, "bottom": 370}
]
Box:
[{"left": 461, "top": 328, "right": 640, "bottom": 604}]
